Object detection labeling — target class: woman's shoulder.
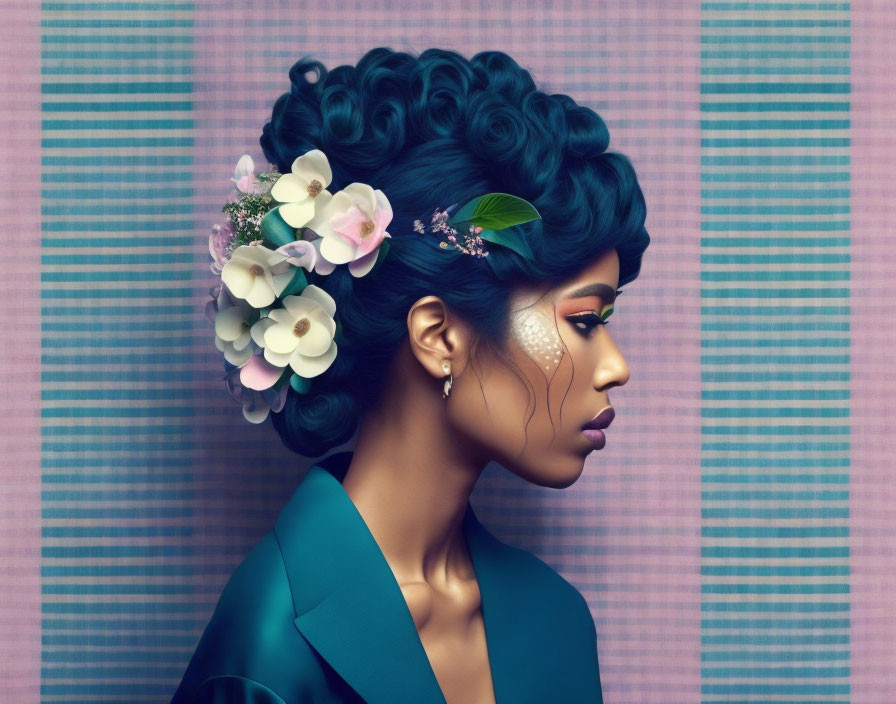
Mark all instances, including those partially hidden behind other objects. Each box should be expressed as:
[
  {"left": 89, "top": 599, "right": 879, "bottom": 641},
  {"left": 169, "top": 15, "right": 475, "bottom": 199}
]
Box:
[
  {"left": 169, "top": 530, "right": 328, "bottom": 703},
  {"left": 479, "top": 524, "right": 598, "bottom": 642},
  {"left": 471, "top": 525, "right": 603, "bottom": 701}
]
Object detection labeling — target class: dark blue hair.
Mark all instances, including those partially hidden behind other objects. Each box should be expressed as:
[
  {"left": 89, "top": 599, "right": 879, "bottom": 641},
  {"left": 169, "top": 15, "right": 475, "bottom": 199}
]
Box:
[{"left": 260, "top": 47, "right": 650, "bottom": 458}]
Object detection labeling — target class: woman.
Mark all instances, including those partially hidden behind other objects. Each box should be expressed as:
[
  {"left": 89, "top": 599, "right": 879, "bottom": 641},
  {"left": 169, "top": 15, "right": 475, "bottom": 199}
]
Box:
[{"left": 172, "top": 46, "right": 649, "bottom": 703}]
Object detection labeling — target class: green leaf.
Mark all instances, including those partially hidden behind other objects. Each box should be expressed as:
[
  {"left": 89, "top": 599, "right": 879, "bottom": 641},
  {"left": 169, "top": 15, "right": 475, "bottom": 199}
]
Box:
[
  {"left": 333, "top": 319, "right": 346, "bottom": 346},
  {"left": 448, "top": 193, "right": 541, "bottom": 231},
  {"left": 260, "top": 206, "right": 297, "bottom": 248},
  {"left": 367, "top": 238, "right": 391, "bottom": 276},
  {"left": 477, "top": 227, "right": 535, "bottom": 262},
  {"left": 278, "top": 265, "right": 308, "bottom": 298},
  {"left": 289, "top": 373, "right": 312, "bottom": 394}
]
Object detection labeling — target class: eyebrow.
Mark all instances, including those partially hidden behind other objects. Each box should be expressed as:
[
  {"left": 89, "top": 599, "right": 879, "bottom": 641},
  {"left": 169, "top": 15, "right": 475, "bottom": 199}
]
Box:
[{"left": 563, "top": 283, "right": 620, "bottom": 303}]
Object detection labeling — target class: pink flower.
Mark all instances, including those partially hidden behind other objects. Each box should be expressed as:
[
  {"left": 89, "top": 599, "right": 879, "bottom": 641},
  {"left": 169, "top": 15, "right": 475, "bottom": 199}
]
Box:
[
  {"left": 305, "top": 182, "right": 393, "bottom": 278},
  {"left": 231, "top": 154, "right": 262, "bottom": 195},
  {"left": 222, "top": 361, "right": 289, "bottom": 424}
]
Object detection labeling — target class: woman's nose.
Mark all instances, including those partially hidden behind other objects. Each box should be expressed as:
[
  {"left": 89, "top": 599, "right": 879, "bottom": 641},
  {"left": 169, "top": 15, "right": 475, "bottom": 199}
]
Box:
[{"left": 592, "top": 328, "right": 630, "bottom": 392}]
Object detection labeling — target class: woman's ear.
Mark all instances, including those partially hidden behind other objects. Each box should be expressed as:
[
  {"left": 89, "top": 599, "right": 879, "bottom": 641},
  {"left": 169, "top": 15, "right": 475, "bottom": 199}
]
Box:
[{"left": 405, "top": 295, "right": 471, "bottom": 380}]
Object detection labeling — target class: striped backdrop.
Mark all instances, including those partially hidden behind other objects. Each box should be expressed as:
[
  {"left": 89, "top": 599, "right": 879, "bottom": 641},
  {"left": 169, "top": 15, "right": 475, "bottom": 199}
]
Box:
[{"left": 1, "top": 1, "right": 894, "bottom": 702}]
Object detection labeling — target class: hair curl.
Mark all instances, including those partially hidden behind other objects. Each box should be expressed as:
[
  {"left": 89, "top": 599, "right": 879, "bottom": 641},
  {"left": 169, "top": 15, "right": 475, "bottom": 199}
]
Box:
[{"left": 260, "top": 47, "right": 650, "bottom": 458}]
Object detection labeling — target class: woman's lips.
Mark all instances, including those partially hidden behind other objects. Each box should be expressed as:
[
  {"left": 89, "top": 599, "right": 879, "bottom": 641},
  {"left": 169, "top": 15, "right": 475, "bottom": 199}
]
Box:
[
  {"left": 583, "top": 407, "right": 615, "bottom": 430},
  {"left": 582, "top": 428, "right": 606, "bottom": 449}
]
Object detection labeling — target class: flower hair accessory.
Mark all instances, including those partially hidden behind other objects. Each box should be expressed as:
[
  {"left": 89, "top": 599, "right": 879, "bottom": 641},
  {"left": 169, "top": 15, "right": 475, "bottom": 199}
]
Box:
[
  {"left": 413, "top": 193, "right": 541, "bottom": 262},
  {"left": 206, "top": 148, "right": 541, "bottom": 424}
]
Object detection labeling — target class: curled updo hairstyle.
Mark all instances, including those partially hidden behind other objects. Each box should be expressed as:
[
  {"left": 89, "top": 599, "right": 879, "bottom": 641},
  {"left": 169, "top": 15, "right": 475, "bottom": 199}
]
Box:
[{"left": 260, "top": 47, "right": 650, "bottom": 458}]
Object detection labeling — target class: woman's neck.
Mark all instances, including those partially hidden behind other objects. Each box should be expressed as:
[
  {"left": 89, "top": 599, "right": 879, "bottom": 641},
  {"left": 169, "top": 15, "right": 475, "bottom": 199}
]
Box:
[{"left": 340, "top": 370, "right": 486, "bottom": 585}]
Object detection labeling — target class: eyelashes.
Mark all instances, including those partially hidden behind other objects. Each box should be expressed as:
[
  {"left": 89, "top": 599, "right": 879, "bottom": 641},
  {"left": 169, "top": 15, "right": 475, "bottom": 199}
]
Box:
[
  {"left": 567, "top": 312, "right": 606, "bottom": 337},
  {"left": 566, "top": 303, "right": 614, "bottom": 338}
]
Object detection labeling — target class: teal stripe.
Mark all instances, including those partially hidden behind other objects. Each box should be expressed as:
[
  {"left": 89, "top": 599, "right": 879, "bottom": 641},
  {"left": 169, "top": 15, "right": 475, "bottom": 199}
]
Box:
[
  {"left": 42, "top": 171, "right": 193, "bottom": 182},
  {"left": 42, "top": 507, "right": 192, "bottom": 519},
  {"left": 701, "top": 602, "right": 849, "bottom": 613},
  {"left": 701, "top": 18, "right": 849, "bottom": 26},
  {"left": 42, "top": 252, "right": 194, "bottom": 264},
  {"left": 42, "top": 473, "right": 193, "bottom": 484},
  {"left": 43, "top": 203, "right": 193, "bottom": 214},
  {"left": 701, "top": 389, "right": 849, "bottom": 399},
  {"left": 702, "top": 633, "right": 849, "bottom": 645},
  {"left": 701, "top": 473, "right": 850, "bottom": 483},
  {"left": 702, "top": 138, "right": 850, "bottom": 147},
  {"left": 42, "top": 81, "right": 192, "bottom": 94},
  {"left": 42, "top": 154, "right": 192, "bottom": 166},
  {"left": 700, "top": 254, "right": 850, "bottom": 264},
  {"left": 700, "top": 101, "right": 849, "bottom": 111},
  {"left": 686, "top": 335, "right": 850, "bottom": 348},
  {"left": 702, "top": 34, "right": 850, "bottom": 43},
  {"left": 42, "top": 18, "right": 193, "bottom": 27},
  {"left": 702, "top": 155, "right": 849, "bottom": 165},
  {"left": 701, "top": 546, "right": 849, "bottom": 558},
  {"left": 702, "top": 565, "right": 850, "bottom": 576},
  {"left": 41, "top": 288, "right": 195, "bottom": 298},
  {"left": 700, "top": 237, "right": 849, "bottom": 247},
  {"left": 43, "top": 65, "right": 195, "bottom": 78},
  {"left": 703, "top": 666, "right": 850, "bottom": 678},
  {"left": 701, "top": 582, "right": 850, "bottom": 593},
  {"left": 702, "top": 509, "right": 849, "bottom": 520},
  {"left": 702, "top": 684, "right": 850, "bottom": 695},
  {"left": 701, "top": 371, "right": 849, "bottom": 381},
  {"left": 701, "top": 222, "right": 849, "bottom": 232},
  {"left": 43, "top": 219, "right": 194, "bottom": 231},
  {"left": 700, "top": 3, "right": 852, "bottom": 690},
  {"left": 702, "top": 82, "right": 849, "bottom": 94},
  {"left": 41, "top": 270, "right": 194, "bottom": 282},
  {"left": 701, "top": 619, "right": 850, "bottom": 630},
  {"left": 41, "top": 644, "right": 193, "bottom": 658},
  {"left": 701, "top": 458, "right": 849, "bottom": 467},
  {"left": 43, "top": 236, "right": 195, "bottom": 246},
  {"left": 702, "top": 407, "right": 850, "bottom": 417},
  {"left": 701, "top": 119, "right": 849, "bottom": 129},
  {"left": 41, "top": 5, "right": 199, "bottom": 700},
  {"left": 700, "top": 354, "right": 850, "bottom": 364},
  {"left": 43, "top": 119, "right": 194, "bottom": 130},
  {"left": 701, "top": 269, "right": 849, "bottom": 280},
  {"left": 42, "top": 33, "right": 192, "bottom": 43},
  {"left": 42, "top": 48, "right": 194, "bottom": 59},
  {"left": 702, "top": 188, "right": 849, "bottom": 197},
  {"left": 43, "top": 136, "right": 193, "bottom": 148},
  {"left": 702, "top": 65, "right": 850, "bottom": 75}
]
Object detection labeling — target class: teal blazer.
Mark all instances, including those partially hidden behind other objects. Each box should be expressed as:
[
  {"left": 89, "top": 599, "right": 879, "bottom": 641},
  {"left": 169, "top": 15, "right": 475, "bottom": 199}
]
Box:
[{"left": 170, "top": 465, "right": 603, "bottom": 703}]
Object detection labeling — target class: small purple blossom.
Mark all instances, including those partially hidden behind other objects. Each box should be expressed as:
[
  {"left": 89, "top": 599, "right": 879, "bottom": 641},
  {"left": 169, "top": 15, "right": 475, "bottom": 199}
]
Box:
[{"left": 209, "top": 222, "right": 236, "bottom": 275}]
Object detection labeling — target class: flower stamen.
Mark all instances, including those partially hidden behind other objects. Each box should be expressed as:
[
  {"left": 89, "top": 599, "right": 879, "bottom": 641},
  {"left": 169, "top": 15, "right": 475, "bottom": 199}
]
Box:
[{"left": 293, "top": 318, "right": 311, "bottom": 337}]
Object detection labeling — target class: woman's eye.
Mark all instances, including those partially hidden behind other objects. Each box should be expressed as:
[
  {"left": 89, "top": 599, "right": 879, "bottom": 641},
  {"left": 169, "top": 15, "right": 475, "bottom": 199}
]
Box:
[{"left": 568, "top": 312, "right": 606, "bottom": 336}]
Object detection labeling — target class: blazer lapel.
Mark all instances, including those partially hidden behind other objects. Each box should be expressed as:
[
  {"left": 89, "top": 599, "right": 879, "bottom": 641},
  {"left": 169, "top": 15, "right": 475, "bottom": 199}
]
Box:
[
  {"left": 274, "top": 464, "right": 561, "bottom": 704},
  {"left": 275, "top": 466, "right": 446, "bottom": 704}
]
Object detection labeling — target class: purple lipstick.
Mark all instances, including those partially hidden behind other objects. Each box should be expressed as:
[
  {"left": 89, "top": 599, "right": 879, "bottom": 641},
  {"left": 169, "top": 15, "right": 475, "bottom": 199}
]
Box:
[{"left": 582, "top": 407, "right": 614, "bottom": 450}]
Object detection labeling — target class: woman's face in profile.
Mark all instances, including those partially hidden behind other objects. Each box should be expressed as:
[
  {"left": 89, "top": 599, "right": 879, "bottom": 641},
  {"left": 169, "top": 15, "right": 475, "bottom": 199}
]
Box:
[{"left": 450, "top": 248, "right": 630, "bottom": 488}]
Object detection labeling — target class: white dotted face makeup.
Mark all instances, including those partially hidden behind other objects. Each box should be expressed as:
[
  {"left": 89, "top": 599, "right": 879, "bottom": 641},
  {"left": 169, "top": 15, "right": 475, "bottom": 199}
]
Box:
[{"left": 509, "top": 305, "right": 566, "bottom": 374}]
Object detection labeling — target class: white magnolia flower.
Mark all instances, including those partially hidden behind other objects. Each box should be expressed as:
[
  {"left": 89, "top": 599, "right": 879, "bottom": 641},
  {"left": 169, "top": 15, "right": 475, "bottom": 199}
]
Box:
[
  {"left": 305, "top": 182, "right": 393, "bottom": 278},
  {"left": 270, "top": 149, "right": 334, "bottom": 228},
  {"left": 221, "top": 244, "right": 294, "bottom": 309},
  {"left": 251, "top": 284, "right": 338, "bottom": 378},
  {"left": 213, "top": 297, "right": 255, "bottom": 367}
]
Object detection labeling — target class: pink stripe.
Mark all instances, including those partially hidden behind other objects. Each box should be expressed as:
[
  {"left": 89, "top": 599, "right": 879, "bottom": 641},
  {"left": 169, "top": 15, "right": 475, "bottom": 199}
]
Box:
[
  {"left": 0, "top": 1, "right": 42, "bottom": 701},
  {"left": 850, "top": 2, "right": 896, "bottom": 701}
]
